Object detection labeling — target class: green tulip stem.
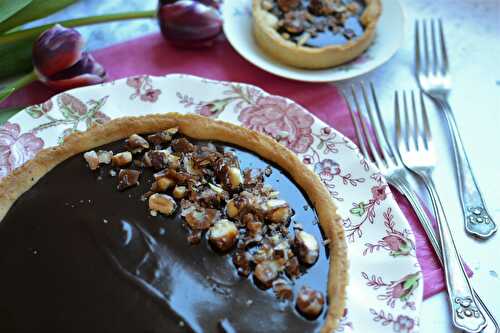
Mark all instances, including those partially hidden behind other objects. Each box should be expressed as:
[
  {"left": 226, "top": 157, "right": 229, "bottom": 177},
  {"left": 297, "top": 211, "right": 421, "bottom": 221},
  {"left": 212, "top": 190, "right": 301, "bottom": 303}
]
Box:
[
  {"left": 0, "top": 10, "right": 157, "bottom": 46},
  {"left": 0, "top": 70, "right": 37, "bottom": 103}
]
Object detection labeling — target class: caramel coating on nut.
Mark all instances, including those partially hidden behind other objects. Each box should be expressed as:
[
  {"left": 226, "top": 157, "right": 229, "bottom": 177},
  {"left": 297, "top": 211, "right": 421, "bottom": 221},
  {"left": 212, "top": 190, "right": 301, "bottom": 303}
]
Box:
[
  {"left": 209, "top": 219, "right": 239, "bottom": 252},
  {"left": 149, "top": 193, "right": 177, "bottom": 215},
  {"left": 296, "top": 286, "right": 324, "bottom": 319},
  {"left": 294, "top": 230, "right": 319, "bottom": 265},
  {"left": 112, "top": 151, "right": 133, "bottom": 167}
]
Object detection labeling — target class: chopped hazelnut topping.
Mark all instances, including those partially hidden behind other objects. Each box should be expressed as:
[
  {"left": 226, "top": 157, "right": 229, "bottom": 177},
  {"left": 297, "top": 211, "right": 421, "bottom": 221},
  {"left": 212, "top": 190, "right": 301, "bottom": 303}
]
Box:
[
  {"left": 277, "top": 0, "right": 300, "bottom": 12},
  {"left": 296, "top": 286, "right": 324, "bottom": 319},
  {"left": 254, "top": 260, "right": 280, "bottom": 289},
  {"left": 184, "top": 207, "right": 220, "bottom": 230},
  {"left": 266, "top": 199, "right": 291, "bottom": 224},
  {"left": 112, "top": 151, "right": 133, "bottom": 167},
  {"left": 173, "top": 185, "right": 187, "bottom": 199},
  {"left": 126, "top": 134, "right": 150, "bottom": 153},
  {"left": 143, "top": 150, "right": 170, "bottom": 170},
  {"left": 209, "top": 219, "right": 239, "bottom": 252},
  {"left": 286, "top": 256, "right": 301, "bottom": 278},
  {"left": 149, "top": 193, "right": 177, "bottom": 215},
  {"left": 171, "top": 138, "right": 195, "bottom": 153},
  {"left": 294, "top": 230, "right": 319, "bottom": 265},
  {"left": 117, "top": 169, "right": 140, "bottom": 191},
  {"left": 97, "top": 150, "right": 113, "bottom": 165},
  {"left": 83, "top": 151, "right": 99, "bottom": 170},
  {"left": 227, "top": 167, "right": 243, "bottom": 190},
  {"left": 233, "top": 250, "right": 253, "bottom": 277},
  {"left": 226, "top": 199, "right": 239, "bottom": 219},
  {"left": 151, "top": 177, "right": 175, "bottom": 192},
  {"left": 272, "top": 278, "right": 293, "bottom": 300}
]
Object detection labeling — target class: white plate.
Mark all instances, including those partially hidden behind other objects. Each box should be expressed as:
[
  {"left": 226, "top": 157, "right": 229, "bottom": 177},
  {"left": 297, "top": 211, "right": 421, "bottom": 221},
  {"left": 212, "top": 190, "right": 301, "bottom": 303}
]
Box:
[
  {"left": 0, "top": 75, "right": 422, "bottom": 332},
  {"left": 222, "top": 0, "right": 405, "bottom": 82}
]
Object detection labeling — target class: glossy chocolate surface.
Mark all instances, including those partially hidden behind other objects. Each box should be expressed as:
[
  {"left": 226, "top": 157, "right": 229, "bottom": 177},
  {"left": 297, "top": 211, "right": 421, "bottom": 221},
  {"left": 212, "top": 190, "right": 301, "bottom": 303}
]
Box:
[{"left": 0, "top": 139, "right": 330, "bottom": 333}]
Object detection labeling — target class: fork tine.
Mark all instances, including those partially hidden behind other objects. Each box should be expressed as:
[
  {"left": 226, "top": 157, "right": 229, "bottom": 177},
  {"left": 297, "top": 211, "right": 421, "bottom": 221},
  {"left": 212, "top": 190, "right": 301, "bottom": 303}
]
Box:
[
  {"left": 360, "top": 82, "right": 392, "bottom": 167},
  {"left": 438, "top": 18, "right": 449, "bottom": 74},
  {"left": 422, "top": 20, "right": 430, "bottom": 75},
  {"left": 351, "top": 84, "right": 383, "bottom": 168},
  {"left": 394, "top": 92, "right": 405, "bottom": 152},
  {"left": 415, "top": 20, "right": 421, "bottom": 75},
  {"left": 430, "top": 19, "right": 439, "bottom": 75},
  {"left": 420, "top": 91, "right": 432, "bottom": 148},
  {"left": 402, "top": 91, "right": 411, "bottom": 150},
  {"left": 341, "top": 89, "right": 370, "bottom": 160},
  {"left": 410, "top": 90, "right": 420, "bottom": 149},
  {"left": 369, "top": 82, "right": 398, "bottom": 162}
]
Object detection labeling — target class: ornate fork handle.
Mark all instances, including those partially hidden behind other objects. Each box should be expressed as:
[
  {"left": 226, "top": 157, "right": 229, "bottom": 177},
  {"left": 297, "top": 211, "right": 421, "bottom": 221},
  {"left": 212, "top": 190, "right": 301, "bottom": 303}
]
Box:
[
  {"left": 432, "top": 97, "right": 497, "bottom": 238},
  {"left": 391, "top": 177, "right": 499, "bottom": 333},
  {"left": 416, "top": 172, "right": 486, "bottom": 332}
]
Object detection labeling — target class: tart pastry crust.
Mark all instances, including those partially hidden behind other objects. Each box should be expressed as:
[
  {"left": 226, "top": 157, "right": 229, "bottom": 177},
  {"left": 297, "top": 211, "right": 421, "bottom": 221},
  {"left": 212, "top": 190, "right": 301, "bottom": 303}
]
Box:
[
  {"left": 253, "top": 0, "right": 382, "bottom": 69},
  {"left": 0, "top": 113, "right": 348, "bottom": 332}
]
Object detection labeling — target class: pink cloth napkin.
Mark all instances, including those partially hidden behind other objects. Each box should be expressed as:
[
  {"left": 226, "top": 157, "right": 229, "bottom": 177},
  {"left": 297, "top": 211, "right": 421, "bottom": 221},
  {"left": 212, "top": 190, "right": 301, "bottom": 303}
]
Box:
[{"left": 2, "top": 33, "right": 451, "bottom": 299}]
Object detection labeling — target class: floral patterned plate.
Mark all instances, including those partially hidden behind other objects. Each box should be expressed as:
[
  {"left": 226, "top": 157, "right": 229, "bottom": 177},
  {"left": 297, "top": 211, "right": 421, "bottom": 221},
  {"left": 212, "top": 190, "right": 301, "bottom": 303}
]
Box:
[
  {"left": 0, "top": 75, "right": 422, "bottom": 333},
  {"left": 222, "top": 0, "right": 405, "bottom": 82}
]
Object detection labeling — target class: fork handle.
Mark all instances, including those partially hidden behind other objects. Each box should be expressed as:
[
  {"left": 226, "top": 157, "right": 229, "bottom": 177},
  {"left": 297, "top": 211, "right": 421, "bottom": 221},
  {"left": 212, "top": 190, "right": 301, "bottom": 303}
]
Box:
[
  {"left": 420, "top": 174, "right": 487, "bottom": 332},
  {"left": 434, "top": 98, "right": 497, "bottom": 239},
  {"left": 392, "top": 178, "right": 499, "bottom": 332}
]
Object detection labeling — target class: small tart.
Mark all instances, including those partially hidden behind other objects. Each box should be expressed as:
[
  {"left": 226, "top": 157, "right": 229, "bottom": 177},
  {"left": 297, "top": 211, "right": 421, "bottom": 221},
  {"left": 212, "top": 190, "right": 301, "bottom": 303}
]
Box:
[
  {"left": 0, "top": 114, "right": 348, "bottom": 332},
  {"left": 253, "top": 0, "right": 382, "bottom": 69}
]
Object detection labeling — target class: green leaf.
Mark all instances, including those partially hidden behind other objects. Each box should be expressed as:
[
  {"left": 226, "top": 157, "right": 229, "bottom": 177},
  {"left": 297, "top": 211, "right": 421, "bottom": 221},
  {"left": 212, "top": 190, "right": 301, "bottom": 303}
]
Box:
[
  {"left": 0, "top": 0, "right": 32, "bottom": 24},
  {"left": 0, "top": 0, "right": 78, "bottom": 34},
  {"left": 0, "top": 37, "right": 33, "bottom": 78},
  {"left": 0, "top": 106, "right": 23, "bottom": 125}
]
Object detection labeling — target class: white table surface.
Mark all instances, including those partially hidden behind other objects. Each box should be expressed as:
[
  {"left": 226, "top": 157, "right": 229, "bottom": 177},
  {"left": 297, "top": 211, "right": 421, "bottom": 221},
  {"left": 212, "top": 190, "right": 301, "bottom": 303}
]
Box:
[{"left": 23, "top": 0, "right": 500, "bottom": 331}]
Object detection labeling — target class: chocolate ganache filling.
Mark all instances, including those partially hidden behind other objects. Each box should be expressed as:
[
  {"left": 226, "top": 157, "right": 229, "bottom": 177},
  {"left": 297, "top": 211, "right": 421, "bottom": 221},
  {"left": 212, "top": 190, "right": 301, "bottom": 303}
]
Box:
[
  {"left": 264, "top": 0, "right": 365, "bottom": 48},
  {"left": 0, "top": 130, "right": 332, "bottom": 333}
]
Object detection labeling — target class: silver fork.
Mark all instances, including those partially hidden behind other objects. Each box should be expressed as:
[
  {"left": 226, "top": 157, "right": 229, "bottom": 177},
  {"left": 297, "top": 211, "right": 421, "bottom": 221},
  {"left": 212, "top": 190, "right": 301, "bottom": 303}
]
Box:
[
  {"left": 343, "top": 83, "right": 499, "bottom": 333},
  {"left": 395, "top": 90, "right": 487, "bottom": 333},
  {"left": 415, "top": 19, "right": 496, "bottom": 239}
]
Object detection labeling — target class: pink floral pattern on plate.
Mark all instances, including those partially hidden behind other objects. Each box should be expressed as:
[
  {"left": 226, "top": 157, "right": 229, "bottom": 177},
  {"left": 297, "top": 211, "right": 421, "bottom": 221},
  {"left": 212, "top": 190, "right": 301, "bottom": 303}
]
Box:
[
  {"left": 0, "top": 122, "right": 44, "bottom": 178},
  {"left": 3, "top": 75, "right": 423, "bottom": 333}
]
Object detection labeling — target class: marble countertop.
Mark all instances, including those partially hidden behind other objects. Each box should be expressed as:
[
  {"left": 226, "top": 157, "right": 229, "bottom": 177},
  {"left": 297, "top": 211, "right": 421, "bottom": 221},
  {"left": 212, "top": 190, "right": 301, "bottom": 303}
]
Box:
[{"left": 28, "top": 0, "right": 500, "bottom": 332}]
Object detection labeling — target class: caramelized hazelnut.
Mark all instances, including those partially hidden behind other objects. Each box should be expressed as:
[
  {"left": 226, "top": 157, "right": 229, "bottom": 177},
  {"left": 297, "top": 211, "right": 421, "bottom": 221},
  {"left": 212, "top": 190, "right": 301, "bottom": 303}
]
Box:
[
  {"left": 296, "top": 286, "right": 324, "bottom": 319},
  {"left": 227, "top": 167, "right": 243, "bottom": 190},
  {"left": 226, "top": 199, "right": 239, "bottom": 219},
  {"left": 143, "top": 150, "right": 170, "bottom": 170},
  {"left": 266, "top": 199, "right": 291, "bottom": 224},
  {"left": 148, "top": 193, "right": 177, "bottom": 215},
  {"left": 83, "top": 150, "right": 99, "bottom": 170},
  {"left": 112, "top": 151, "right": 133, "bottom": 167},
  {"left": 117, "top": 169, "right": 140, "bottom": 191},
  {"left": 294, "top": 230, "right": 319, "bottom": 265},
  {"left": 147, "top": 131, "right": 172, "bottom": 145},
  {"left": 151, "top": 177, "right": 175, "bottom": 192},
  {"left": 254, "top": 260, "right": 280, "bottom": 289},
  {"left": 286, "top": 256, "right": 301, "bottom": 278},
  {"left": 184, "top": 207, "right": 219, "bottom": 230},
  {"left": 272, "top": 278, "right": 293, "bottom": 300},
  {"left": 172, "top": 138, "right": 195, "bottom": 153},
  {"left": 173, "top": 185, "right": 187, "bottom": 199},
  {"left": 97, "top": 150, "right": 113, "bottom": 165},
  {"left": 277, "top": 0, "right": 300, "bottom": 12},
  {"left": 233, "top": 250, "right": 253, "bottom": 277},
  {"left": 125, "top": 134, "right": 150, "bottom": 153},
  {"left": 209, "top": 219, "right": 239, "bottom": 252}
]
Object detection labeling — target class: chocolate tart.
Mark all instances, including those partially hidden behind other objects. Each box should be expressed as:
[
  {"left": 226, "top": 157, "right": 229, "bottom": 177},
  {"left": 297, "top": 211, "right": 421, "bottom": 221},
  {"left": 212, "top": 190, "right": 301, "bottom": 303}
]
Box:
[
  {"left": 253, "top": 0, "right": 382, "bottom": 69},
  {"left": 0, "top": 114, "right": 347, "bottom": 333}
]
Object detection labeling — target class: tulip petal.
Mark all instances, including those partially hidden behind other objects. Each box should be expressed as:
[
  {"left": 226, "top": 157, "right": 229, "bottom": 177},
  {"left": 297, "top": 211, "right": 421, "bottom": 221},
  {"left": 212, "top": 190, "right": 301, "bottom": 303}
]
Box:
[
  {"left": 44, "top": 52, "right": 106, "bottom": 90},
  {"left": 33, "top": 24, "right": 84, "bottom": 78}
]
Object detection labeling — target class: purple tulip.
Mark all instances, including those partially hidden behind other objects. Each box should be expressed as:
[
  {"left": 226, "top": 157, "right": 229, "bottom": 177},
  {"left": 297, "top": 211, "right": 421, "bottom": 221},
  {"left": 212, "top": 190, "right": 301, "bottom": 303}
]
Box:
[
  {"left": 32, "top": 24, "right": 106, "bottom": 89},
  {"left": 158, "top": 0, "right": 223, "bottom": 47}
]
